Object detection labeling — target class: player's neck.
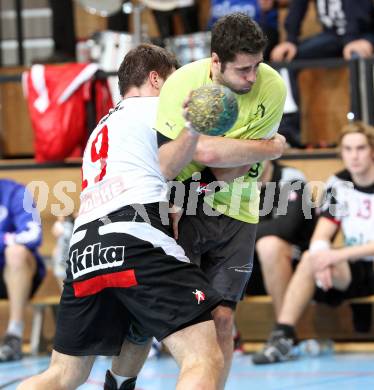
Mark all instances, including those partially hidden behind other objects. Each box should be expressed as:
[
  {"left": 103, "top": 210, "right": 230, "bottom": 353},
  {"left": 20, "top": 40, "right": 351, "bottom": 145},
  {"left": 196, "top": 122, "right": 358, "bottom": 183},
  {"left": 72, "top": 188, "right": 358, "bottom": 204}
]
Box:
[
  {"left": 123, "top": 84, "right": 158, "bottom": 99},
  {"left": 351, "top": 164, "right": 374, "bottom": 187}
]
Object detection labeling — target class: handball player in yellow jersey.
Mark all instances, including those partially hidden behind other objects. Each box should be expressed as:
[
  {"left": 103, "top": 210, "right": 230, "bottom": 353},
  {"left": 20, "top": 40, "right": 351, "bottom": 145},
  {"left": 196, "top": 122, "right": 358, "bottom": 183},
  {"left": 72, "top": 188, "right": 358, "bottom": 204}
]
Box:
[{"left": 156, "top": 13, "right": 287, "bottom": 386}]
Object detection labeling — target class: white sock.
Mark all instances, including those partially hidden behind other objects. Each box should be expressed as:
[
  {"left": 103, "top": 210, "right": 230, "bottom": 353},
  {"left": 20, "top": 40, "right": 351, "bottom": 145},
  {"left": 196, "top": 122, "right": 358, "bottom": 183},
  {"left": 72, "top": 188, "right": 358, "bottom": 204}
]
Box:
[
  {"left": 7, "top": 321, "right": 24, "bottom": 339},
  {"left": 110, "top": 370, "right": 134, "bottom": 387}
]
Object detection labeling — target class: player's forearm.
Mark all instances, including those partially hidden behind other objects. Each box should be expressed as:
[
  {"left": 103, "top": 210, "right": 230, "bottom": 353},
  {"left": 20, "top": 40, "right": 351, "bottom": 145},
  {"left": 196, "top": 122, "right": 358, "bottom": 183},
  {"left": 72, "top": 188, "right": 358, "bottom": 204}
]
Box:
[
  {"left": 337, "top": 243, "right": 374, "bottom": 262},
  {"left": 193, "top": 135, "right": 285, "bottom": 168},
  {"left": 159, "top": 129, "right": 199, "bottom": 180},
  {"left": 310, "top": 217, "right": 339, "bottom": 245}
]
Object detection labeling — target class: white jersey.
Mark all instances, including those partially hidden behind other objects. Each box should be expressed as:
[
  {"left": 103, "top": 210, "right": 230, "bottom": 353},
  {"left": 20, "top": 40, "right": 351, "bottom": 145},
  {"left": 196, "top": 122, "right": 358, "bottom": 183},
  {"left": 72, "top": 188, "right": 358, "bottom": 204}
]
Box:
[
  {"left": 320, "top": 169, "right": 374, "bottom": 261},
  {"left": 75, "top": 97, "right": 168, "bottom": 229}
]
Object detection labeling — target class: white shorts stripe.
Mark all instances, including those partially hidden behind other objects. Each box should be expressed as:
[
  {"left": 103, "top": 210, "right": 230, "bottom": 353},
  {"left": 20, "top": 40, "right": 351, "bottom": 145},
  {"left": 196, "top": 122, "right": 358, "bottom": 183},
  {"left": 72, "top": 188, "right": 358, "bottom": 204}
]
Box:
[{"left": 98, "top": 221, "right": 190, "bottom": 263}]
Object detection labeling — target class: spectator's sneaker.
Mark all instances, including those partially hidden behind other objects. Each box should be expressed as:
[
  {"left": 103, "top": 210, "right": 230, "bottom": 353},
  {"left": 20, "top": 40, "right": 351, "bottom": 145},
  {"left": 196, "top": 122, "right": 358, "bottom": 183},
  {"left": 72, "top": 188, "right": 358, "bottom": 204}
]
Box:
[
  {"left": 252, "top": 330, "right": 296, "bottom": 365},
  {"left": 0, "top": 334, "right": 22, "bottom": 362},
  {"left": 233, "top": 330, "right": 244, "bottom": 355},
  {"left": 104, "top": 370, "right": 137, "bottom": 390}
]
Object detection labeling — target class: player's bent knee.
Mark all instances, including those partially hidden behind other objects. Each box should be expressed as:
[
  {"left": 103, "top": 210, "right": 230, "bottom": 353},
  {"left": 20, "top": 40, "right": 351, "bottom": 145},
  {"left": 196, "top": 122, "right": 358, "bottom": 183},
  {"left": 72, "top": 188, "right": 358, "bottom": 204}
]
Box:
[
  {"left": 256, "top": 236, "right": 290, "bottom": 261},
  {"left": 331, "top": 263, "right": 351, "bottom": 290},
  {"left": 47, "top": 352, "right": 94, "bottom": 389},
  {"left": 184, "top": 346, "right": 224, "bottom": 372},
  {"left": 213, "top": 306, "right": 234, "bottom": 335},
  {"left": 4, "top": 245, "right": 30, "bottom": 266}
]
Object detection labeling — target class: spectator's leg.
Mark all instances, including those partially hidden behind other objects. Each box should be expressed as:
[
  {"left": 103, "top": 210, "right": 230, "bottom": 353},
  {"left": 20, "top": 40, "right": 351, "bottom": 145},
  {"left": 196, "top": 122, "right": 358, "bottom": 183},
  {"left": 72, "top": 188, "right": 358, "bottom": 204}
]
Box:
[
  {"left": 278, "top": 68, "right": 302, "bottom": 147},
  {"left": 277, "top": 250, "right": 316, "bottom": 325},
  {"left": 3, "top": 244, "right": 36, "bottom": 332},
  {"left": 256, "top": 236, "right": 293, "bottom": 317},
  {"left": 107, "top": 10, "right": 130, "bottom": 32},
  {"left": 279, "top": 32, "right": 344, "bottom": 147},
  {"left": 252, "top": 250, "right": 315, "bottom": 364},
  {"left": 152, "top": 10, "right": 174, "bottom": 40},
  {"left": 278, "top": 252, "right": 351, "bottom": 325},
  {"left": 49, "top": 0, "right": 76, "bottom": 59},
  {"left": 253, "top": 253, "right": 353, "bottom": 364},
  {"left": 0, "top": 245, "right": 37, "bottom": 361},
  {"left": 262, "top": 27, "right": 279, "bottom": 62},
  {"left": 296, "top": 32, "right": 344, "bottom": 60},
  {"left": 178, "top": 6, "right": 199, "bottom": 34}
]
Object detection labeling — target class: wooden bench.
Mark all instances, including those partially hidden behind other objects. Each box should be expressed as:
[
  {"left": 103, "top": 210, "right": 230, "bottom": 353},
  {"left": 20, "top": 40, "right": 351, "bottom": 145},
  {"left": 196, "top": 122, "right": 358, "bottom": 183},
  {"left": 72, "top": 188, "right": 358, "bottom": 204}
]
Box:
[
  {"left": 29, "top": 295, "right": 61, "bottom": 355},
  {"left": 0, "top": 294, "right": 61, "bottom": 356},
  {"left": 236, "top": 295, "right": 374, "bottom": 352}
]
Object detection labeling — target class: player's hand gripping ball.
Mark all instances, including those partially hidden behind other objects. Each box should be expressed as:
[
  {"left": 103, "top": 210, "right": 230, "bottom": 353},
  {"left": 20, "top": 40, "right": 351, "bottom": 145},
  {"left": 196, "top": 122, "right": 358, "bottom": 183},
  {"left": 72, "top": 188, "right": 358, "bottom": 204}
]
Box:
[{"left": 185, "top": 84, "right": 238, "bottom": 136}]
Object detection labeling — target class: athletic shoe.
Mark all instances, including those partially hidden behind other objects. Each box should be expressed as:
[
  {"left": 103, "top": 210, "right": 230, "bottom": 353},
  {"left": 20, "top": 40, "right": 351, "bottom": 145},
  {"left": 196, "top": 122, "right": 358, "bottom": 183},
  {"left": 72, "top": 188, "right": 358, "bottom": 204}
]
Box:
[
  {"left": 0, "top": 334, "right": 22, "bottom": 362},
  {"left": 104, "top": 370, "right": 137, "bottom": 390},
  {"left": 252, "top": 330, "right": 296, "bottom": 365},
  {"left": 233, "top": 330, "right": 244, "bottom": 356}
]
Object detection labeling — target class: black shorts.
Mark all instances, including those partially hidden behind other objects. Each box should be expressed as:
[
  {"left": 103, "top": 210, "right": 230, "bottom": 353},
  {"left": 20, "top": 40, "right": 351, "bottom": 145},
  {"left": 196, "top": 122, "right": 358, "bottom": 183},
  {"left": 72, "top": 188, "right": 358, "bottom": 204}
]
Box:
[
  {"left": 177, "top": 201, "right": 257, "bottom": 304},
  {"left": 54, "top": 203, "right": 222, "bottom": 356},
  {"left": 314, "top": 260, "right": 374, "bottom": 306}
]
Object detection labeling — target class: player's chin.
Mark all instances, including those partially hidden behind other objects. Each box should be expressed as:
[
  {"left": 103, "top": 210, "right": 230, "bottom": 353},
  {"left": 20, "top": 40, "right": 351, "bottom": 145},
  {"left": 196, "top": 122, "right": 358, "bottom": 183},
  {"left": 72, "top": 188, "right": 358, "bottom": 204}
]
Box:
[
  {"left": 349, "top": 165, "right": 364, "bottom": 174},
  {"left": 233, "top": 86, "right": 252, "bottom": 95}
]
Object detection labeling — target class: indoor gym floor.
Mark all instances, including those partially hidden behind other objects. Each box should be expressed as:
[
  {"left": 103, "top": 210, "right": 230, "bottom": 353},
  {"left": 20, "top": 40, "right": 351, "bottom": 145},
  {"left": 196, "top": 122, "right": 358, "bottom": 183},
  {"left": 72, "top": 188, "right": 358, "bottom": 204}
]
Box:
[{"left": 1, "top": 352, "right": 374, "bottom": 389}]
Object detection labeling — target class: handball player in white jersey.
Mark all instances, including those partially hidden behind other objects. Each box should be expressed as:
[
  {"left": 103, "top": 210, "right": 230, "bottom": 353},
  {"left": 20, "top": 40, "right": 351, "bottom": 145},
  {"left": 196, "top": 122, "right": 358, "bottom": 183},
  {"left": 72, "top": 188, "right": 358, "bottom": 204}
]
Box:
[{"left": 18, "top": 44, "right": 223, "bottom": 390}]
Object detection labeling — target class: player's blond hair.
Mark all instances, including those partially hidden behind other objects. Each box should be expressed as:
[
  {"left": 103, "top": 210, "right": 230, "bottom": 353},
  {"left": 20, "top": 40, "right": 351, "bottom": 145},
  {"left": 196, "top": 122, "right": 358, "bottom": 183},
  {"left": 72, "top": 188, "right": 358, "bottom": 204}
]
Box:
[{"left": 339, "top": 121, "right": 374, "bottom": 149}]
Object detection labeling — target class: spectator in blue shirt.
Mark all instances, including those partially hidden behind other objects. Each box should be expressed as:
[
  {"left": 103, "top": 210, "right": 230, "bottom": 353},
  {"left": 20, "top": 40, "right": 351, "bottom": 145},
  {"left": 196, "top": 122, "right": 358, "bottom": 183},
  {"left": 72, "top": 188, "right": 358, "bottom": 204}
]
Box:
[
  {"left": 208, "top": 0, "right": 289, "bottom": 60},
  {"left": 0, "top": 179, "right": 44, "bottom": 362}
]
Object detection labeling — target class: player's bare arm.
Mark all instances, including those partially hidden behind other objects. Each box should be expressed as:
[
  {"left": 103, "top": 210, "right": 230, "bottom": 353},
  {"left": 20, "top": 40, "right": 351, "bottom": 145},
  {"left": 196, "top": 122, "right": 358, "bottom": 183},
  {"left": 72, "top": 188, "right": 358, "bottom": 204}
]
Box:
[
  {"left": 334, "top": 242, "right": 374, "bottom": 263},
  {"left": 193, "top": 133, "right": 286, "bottom": 168},
  {"left": 310, "top": 217, "right": 339, "bottom": 245},
  {"left": 159, "top": 128, "right": 199, "bottom": 180}
]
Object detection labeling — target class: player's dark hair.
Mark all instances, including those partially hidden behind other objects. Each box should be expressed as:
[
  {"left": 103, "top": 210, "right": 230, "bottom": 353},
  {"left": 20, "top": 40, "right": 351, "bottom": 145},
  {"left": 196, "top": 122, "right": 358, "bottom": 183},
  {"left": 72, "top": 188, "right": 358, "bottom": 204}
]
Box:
[
  {"left": 118, "top": 43, "right": 178, "bottom": 96},
  {"left": 211, "top": 13, "right": 267, "bottom": 70},
  {"left": 340, "top": 121, "right": 374, "bottom": 149}
]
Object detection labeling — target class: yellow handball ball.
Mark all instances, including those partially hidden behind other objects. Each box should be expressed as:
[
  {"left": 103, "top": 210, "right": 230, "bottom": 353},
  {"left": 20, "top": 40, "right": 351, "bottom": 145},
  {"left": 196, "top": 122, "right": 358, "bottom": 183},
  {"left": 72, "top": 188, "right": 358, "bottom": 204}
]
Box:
[{"left": 185, "top": 84, "right": 239, "bottom": 136}]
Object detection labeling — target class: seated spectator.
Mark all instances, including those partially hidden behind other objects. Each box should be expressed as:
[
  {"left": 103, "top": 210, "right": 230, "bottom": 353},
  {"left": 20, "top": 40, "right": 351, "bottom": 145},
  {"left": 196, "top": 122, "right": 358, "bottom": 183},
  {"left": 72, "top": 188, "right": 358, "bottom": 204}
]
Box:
[
  {"left": 246, "top": 160, "right": 316, "bottom": 317},
  {"left": 342, "top": 0, "right": 374, "bottom": 60},
  {"left": 271, "top": 0, "right": 373, "bottom": 62},
  {"left": 252, "top": 121, "right": 374, "bottom": 364},
  {"left": 208, "top": 0, "right": 289, "bottom": 60},
  {"left": 141, "top": 0, "right": 199, "bottom": 41},
  {"left": 272, "top": 0, "right": 374, "bottom": 147},
  {"left": 0, "top": 179, "right": 44, "bottom": 362}
]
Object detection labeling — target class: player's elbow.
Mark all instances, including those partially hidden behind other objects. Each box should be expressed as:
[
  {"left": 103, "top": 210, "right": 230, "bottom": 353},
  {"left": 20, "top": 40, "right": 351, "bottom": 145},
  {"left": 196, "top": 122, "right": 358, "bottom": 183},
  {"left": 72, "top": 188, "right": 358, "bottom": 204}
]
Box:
[
  {"left": 269, "top": 150, "right": 282, "bottom": 161},
  {"left": 159, "top": 162, "right": 176, "bottom": 181},
  {"left": 193, "top": 144, "right": 219, "bottom": 165},
  {"left": 269, "top": 136, "right": 287, "bottom": 160}
]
